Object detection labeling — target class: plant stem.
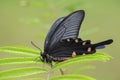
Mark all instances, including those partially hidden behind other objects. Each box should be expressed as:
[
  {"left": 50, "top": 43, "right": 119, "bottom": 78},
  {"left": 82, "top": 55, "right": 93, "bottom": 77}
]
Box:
[{"left": 59, "top": 68, "right": 64, "bottom": 75}]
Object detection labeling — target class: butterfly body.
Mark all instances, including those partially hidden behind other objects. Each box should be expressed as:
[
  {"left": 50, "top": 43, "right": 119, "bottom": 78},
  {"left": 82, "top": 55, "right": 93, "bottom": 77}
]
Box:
[{"left": 41, "top": 10, "right": 113, "bottom": 63}]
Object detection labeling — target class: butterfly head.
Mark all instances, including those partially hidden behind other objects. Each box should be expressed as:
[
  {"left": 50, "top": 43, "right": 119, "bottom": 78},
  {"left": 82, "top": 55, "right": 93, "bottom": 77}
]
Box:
[
  {"left": 40, "top": 52, "right": 45, "bottom": 62},
  {"left": 41, "top": 52, "right": 53, "bottom": 63},
  {"left": 31, "top": 41, "right": 46, "bottom": 62}
]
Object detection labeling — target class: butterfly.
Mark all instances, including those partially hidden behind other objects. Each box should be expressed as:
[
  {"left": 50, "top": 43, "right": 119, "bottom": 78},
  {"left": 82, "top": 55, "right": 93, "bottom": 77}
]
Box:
[{"left": 40, "top": 10, "right": 113, "bottom": 63}]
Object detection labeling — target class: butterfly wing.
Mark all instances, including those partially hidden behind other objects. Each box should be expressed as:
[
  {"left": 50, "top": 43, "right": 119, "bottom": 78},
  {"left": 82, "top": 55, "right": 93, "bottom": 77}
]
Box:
[
  {"left": 44, "top": 17, "right": 65, "bottom": 51},
  {"left": 48, "top": 10, "right": 85, "bottom": 51}
]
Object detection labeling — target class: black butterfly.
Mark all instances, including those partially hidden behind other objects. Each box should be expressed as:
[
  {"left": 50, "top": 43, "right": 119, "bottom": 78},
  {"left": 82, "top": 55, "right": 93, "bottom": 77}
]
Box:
[{"left": 40, "top": 10, "right": 113, "bottom": 63}]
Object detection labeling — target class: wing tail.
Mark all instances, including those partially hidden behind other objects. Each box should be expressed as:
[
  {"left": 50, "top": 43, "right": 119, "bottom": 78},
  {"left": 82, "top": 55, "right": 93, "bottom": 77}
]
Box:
[{"left": 93, "top": 39, "right": 113, "bottom": 49}]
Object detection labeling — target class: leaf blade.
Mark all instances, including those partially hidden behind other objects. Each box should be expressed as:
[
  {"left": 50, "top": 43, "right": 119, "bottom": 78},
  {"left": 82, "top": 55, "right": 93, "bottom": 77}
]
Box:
[
  {"left": 0, "top": 57, "right": 42, "bottom": 66},
  {"left": 0, "top": 67, "right": 47, "bottom": 79},
  {"left": 0, "top": 46, "right": 40, "bottom": 57},
  {"left": 51, "top": 74, "right": 96, "bottom": 80},
  {"left": 27, "top": 78, "right": 44, "bottom": 80},
  {"left": 52, "top": 52, "right": 112, "bottom": 71}
]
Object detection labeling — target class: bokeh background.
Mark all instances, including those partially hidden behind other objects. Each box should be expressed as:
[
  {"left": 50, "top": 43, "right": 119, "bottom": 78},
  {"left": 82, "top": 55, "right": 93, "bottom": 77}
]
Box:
[{"left": 0, "top": 0, "right": 119, "bottom": 80}]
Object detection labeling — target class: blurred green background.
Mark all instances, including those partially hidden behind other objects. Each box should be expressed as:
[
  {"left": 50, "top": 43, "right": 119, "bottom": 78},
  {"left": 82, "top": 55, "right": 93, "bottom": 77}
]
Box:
[{"left": 0, "top": 0, "right": 119, "bottom": 80}]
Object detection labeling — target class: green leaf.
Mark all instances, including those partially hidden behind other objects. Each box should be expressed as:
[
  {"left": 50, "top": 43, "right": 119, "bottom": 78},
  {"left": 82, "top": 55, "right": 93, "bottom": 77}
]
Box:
[
  {"left": 51, "top": 74, "right": 96, "bottom": 80},
  {"left": 52, "top": 52, "right": 112, "bottom": 71},
  {"left": 0, "top": 57, "right": 42, "bottom": 66},
  {"left": 0, "top": 46, "right": 40, "bottom": 57},
  {"left": 27, "top": 78, "right": 44, "bottom": 80},
  {"left": 0, "top": 67, "right": 47, "bottom": 79}
]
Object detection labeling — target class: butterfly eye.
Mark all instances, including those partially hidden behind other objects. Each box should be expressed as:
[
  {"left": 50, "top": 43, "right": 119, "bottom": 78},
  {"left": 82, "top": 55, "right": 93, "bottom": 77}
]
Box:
[
  {"left": 75, "top": 39, "right": 79, "bottom": 43},
  {"left": 82, "top": 53, "right": 86, "bottom": 55},
  {"left": 82, "top": 42, "right": 86, "bottom": 45},
  {"left": 87, "top": 47, "right": 91, "bottom": 52},
  {"left": 72, "top": 51, "right": 77, "bottom": 57}
]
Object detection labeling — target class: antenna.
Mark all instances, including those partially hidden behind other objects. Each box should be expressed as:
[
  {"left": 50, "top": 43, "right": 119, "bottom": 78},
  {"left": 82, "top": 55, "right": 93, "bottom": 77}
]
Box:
[{"left": 31, "top": 41, "right": 42, "bottom": 53}]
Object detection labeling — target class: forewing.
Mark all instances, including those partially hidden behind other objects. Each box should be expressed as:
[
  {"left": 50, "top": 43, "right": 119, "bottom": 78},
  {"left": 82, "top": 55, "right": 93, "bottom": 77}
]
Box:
[
  {"left": 49, "top": 10, "right": 85, "bottom": 49},
  {"left": 44, "top": 17, "right": 64, "bottom": 51}
]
